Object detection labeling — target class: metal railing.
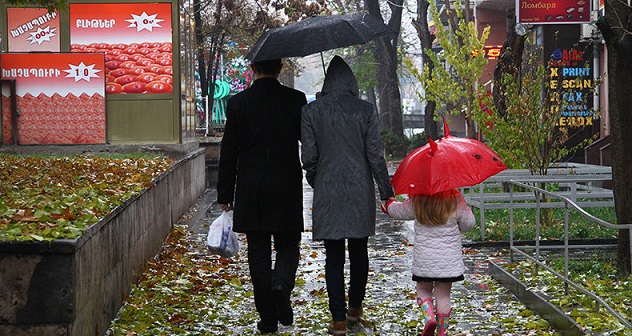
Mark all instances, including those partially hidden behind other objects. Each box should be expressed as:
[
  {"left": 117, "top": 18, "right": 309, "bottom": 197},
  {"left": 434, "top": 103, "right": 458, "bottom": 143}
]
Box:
[
  {"left": 463, "top": 164, "right": 614, "bottom": 240},
  {"left": 505, "top": 180, "right": 632, "bottom": 330}
]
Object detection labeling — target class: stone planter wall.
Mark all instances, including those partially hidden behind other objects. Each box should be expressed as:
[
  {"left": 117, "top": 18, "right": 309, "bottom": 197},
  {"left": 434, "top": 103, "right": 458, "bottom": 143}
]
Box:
[{"left": 0, "top": 148, "right": 206, "bottom": 336}]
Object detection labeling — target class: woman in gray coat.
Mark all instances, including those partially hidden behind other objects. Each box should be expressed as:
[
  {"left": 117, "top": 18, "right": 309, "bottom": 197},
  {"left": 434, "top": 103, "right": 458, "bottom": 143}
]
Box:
[{"left": 301, "top": 55, "right": 395, "bottom": 334}]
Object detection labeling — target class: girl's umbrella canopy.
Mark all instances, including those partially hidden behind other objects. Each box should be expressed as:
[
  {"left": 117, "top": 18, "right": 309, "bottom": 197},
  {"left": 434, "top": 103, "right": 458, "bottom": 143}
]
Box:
[{"left": 391, "top": 119, "right": 507, "bottom": 196}]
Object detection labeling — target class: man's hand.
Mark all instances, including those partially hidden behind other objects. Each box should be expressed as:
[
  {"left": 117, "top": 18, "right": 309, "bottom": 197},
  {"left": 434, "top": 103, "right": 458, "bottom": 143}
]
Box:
[{"left": 219, "top": 203, "right": 233, "bottom": 211}]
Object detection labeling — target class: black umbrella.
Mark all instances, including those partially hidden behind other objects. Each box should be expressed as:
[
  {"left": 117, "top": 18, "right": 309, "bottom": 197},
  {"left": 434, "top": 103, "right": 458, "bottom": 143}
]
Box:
[{"left": 246, "top": 12, "right": 398, "bottom": 63}]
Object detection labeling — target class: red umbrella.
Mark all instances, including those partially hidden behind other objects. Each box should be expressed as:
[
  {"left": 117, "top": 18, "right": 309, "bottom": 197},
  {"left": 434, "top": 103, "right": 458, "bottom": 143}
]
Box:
[{"left": 391, "top": 119, "right": 507, "bottom": 196}]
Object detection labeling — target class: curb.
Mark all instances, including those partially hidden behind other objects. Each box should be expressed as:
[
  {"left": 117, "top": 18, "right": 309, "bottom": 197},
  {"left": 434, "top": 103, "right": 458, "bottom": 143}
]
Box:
[{"left": 489, "top": 259, "right": 586, "bottom": 336}]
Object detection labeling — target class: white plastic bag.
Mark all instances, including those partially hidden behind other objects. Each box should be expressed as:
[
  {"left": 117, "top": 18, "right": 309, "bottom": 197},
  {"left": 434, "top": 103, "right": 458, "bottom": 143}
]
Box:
[{"left": 207, "top": 210, "right": 239, "bottom": 258}]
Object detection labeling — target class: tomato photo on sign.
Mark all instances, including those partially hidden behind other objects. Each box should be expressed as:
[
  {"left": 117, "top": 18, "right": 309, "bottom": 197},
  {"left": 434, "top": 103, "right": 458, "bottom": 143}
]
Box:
[
  {"left": 114, "top": 74, "right": 137, "bottom": 85},
  {"left": 156, "top": 58, "right": 172, "bottom": 66},
  {"left": 136, "top": 58, "right": 153, "bottom": 67},
  {"left": 107, "top": 49, "right": 122, "bottom": 56},
  {"left": 146, "top": 53, "right": 161, "bottom": 60},
  {"left": 137, "top": 72, "right": 158, "bottom": 83},
  {"left": 146, "top": 81, "right": 172, "bottom": 93},
  {"left": 144, "top": 64, "right": 161, "bottom": 73},
  {"left": 109, "top": 68, "right": 130, "bottom": 77},
  {"left": 106, "top": 60, "right": 122, "bottom": 70},
  {"left": 158, "top": 66, "right": 172, "bottom": 75},
  {"left": 120, "top": 61, "right": 137, "bottom": 69},
  {"left": 137, "top": 47, "right": 152, "bottom": 55},
  {"left": 128, "top": 66, "right": 146, "bottom": 76},
  {"left": 154, "top": 74, "right": 173, "bottom": 84},
  {"left": 128, "top": 54, "right": 144, "bottom": 62},
  {"left": 124, "top": 47, "right": 139, "bottom": 55},
  {"left": 123, "top": 82, "right": 147, "bottom": 93},
  {"left": 115, "top": 54, "right": 131, "bottom": 62},
  {"left": 159, "top": 44, "right": 172, "bottom": 53},
  {"left": 106, "top": 82, "right": 123, "bottom": 94}
]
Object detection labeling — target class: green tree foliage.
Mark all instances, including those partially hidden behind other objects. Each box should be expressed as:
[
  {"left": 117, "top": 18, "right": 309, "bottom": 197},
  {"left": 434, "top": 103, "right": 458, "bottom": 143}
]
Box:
[
  {"left": 349, "top": 50, "right": 378, "bottom": 93},
  {"left": 474, "top": 41, "right": 595, "bottom": 175},
  {"left": 410, "top": 0, "right": 489, "bottom": 139}
]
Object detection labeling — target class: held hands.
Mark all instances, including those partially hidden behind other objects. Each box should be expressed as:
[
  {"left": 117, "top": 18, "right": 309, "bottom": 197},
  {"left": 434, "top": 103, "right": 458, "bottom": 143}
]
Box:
[{"left": 380, "top": 197, "right": 396, "bottom": 215}]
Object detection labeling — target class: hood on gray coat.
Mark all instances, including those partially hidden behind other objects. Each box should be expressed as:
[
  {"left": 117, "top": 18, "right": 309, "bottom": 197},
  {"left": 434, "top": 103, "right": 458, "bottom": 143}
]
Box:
[{"left": 320, "top": 56, "right": 359, "bottom": 97}]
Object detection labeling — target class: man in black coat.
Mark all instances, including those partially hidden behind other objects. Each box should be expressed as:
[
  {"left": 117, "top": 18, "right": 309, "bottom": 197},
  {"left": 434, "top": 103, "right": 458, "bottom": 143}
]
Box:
[{"left": 217, "top": 59, "right": 307, "bottom": 334}]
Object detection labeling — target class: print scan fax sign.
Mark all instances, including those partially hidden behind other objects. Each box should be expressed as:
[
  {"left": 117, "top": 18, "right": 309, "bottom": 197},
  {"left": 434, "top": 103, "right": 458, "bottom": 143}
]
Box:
[{"left": 517, "top": 0, "right": 591, "bottom": 24}]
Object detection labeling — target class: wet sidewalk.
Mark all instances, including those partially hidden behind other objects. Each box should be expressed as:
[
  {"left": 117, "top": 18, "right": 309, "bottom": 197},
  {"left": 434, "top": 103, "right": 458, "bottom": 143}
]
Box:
[{"left": 178, "top": 177, "right": 559, "bottom": 335}]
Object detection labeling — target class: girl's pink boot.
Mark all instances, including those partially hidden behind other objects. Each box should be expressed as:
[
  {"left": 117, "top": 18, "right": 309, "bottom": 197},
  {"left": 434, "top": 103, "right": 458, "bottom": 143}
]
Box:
[
  {"left": 417, "top": 298, "right": 437, "bottom": 336},
  {"left": 436, "top": 308, "right": 452, "bottom": 336}
]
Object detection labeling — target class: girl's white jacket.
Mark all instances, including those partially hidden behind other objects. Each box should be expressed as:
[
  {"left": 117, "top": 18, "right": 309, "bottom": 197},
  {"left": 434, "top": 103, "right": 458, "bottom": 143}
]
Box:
[{"left": 386, "top": 194, "right": 475, "bottom": 279}]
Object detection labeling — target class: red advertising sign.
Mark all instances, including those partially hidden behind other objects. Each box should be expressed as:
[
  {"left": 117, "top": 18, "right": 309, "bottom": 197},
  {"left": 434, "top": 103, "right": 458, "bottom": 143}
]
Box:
[
  {"left": 7, "top": 8, "right": 60, "bottom": 52},
  {"left": 1, "top": 53, "right": 106, "bottom": 145},
  {"left": 517, "top": 0, "right": 591, "bottom": 24},
  {"left": 69, "top": 3, "right": 173, "bottom": 95}
]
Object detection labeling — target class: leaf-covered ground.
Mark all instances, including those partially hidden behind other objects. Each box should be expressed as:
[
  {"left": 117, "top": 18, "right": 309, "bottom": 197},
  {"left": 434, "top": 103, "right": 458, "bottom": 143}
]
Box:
[
  {"left": 108, "top": 200, "right": 561, "bottom": 336},
  {"left": 0, "top": 155, "right": 172, "bottom": 241},
  {"left": 501, "top": 259, "right": 632, "bottom": 335}
]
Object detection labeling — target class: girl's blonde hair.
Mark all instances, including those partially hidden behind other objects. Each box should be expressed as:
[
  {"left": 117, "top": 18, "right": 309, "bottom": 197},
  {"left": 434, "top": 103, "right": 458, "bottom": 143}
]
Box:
[{"left": 411, "top": 189, "right": 458, "bottom": 225}]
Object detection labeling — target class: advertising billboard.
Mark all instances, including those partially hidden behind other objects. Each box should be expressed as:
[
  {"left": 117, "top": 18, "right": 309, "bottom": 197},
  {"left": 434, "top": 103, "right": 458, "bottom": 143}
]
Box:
[
  {"left": 543, "top": 25, "right": 598, "bottom": 162},
  {"left": 69, "top": 3, "right": 173, "bottom": 95},
  {"left": 7, "top": 8, "right": 60, "bottom": 52},
  {"left": 517, "top": 0, "right": 591, "bottom": 24},
  {"left": 1, "top": 53, "right": 106, "bottom": 145}
]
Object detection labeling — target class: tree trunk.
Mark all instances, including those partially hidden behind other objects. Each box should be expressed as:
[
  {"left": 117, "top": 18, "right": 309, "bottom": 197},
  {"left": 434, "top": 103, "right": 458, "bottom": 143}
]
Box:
[
  {"left": 412, "top": 0, "right": 438, "bottom": 139},
  {"left": 492, "top": 9, "right": 524, "bottom": 119},
  {"left": 596, "top": 6, "right": 632, "bottom": 274},
  {"left": 194, "top": 0, "right": 206, "bottom": 96},
  {"left": 366, "top": 0, "right": 407, "bottom": 157}
]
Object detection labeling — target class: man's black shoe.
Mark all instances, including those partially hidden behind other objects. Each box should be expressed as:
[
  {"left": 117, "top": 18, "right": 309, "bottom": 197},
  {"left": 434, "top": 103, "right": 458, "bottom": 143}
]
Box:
[
  {"left": 257, "top": 320, "right": 278, "bottom": 334},
  {"left": 272, "top": 285, "right": 293, "bottom": 326}
]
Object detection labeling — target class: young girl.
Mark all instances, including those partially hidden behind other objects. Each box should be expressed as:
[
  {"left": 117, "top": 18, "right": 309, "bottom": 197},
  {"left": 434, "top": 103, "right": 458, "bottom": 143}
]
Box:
[{"left": 384, "top": 189, "right": 475, "bottom": 336}]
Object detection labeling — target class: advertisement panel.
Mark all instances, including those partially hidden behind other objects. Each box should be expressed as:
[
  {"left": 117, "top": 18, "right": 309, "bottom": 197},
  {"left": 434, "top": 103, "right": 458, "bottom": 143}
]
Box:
[
  {"left": 549, "top": 46, "right": 594, "bottom": 128},
  {"left": 544, "top": 26, "right": 598, "bottom": 162},
  {"left": 7, "top": 8, "right": 60, "bottom": 52},
  {"left": 517, "top": 0, "right": 591, "bottom": 24},
  {"left": 69, "top": 3, "right": 173, "bottom": 95},
  {"left": 1, "top": 53, "right": 106, "bottom": 145}
]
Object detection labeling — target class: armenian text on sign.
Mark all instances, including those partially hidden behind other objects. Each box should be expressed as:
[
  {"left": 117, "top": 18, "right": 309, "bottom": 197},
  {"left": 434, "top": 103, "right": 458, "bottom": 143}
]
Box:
[{"left": 7, "top": 8, "right": 60, "bottom": 52}]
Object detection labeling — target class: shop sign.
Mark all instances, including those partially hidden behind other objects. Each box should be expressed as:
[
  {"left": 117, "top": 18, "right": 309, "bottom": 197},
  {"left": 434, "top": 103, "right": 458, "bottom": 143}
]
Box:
[
  {"left": 517, "top": 0, "right": 591, "bottom": 24},
  {"left": 7, "top": 8, "right": 60, "bottom": 52},
  {"left": 547, "top": 46, "right": 595, "bottom": 129},
  {"left": 1, "top": 53, "right": 106, "bottom": 145},
  {"left": 69, "top": 3, "right": 173, "bottom": 95}
]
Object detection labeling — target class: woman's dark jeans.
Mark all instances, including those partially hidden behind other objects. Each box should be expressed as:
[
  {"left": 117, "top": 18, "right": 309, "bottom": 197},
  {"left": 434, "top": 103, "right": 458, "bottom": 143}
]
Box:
[{"left": 324, "top": 237, "right": 369, "bottom": 322}]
